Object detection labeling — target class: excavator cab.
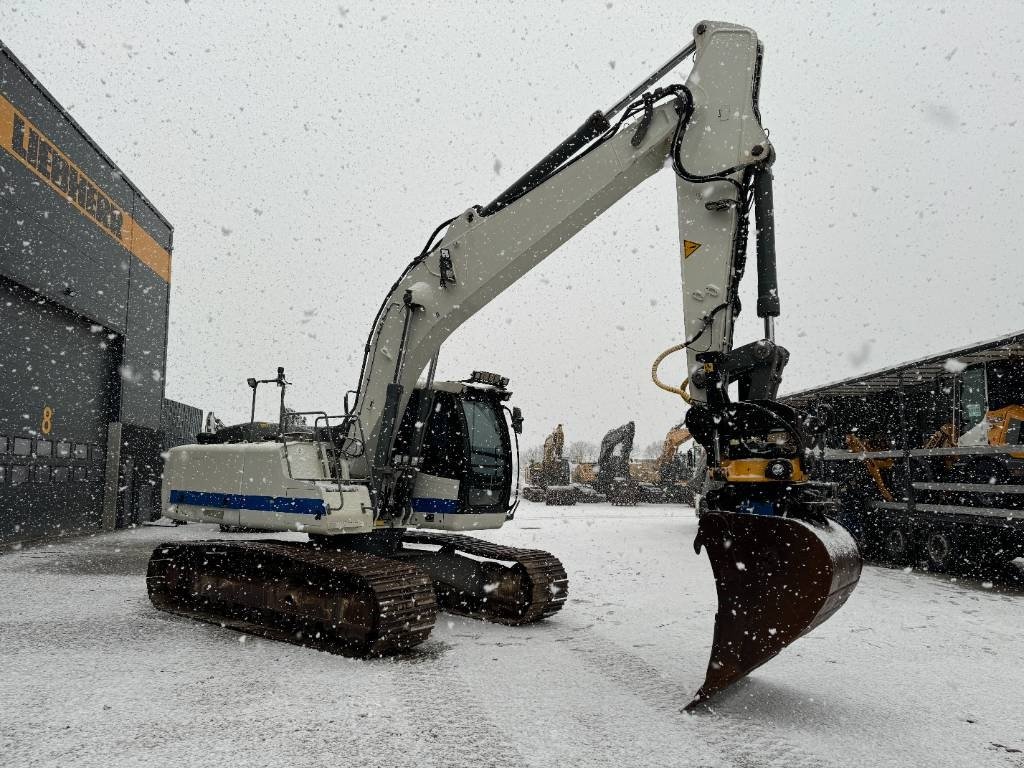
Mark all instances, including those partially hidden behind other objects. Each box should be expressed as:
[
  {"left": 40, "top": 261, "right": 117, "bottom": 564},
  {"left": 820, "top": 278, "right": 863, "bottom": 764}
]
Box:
[{"left": 390, "top": 376, "right": 518, "bottom": 529}]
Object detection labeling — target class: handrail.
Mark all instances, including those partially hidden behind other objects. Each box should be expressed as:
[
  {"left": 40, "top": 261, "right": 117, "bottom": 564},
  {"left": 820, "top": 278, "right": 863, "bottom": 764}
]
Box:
[{"left": 819, "top": 445, "right": 1024, "bottom": 460}]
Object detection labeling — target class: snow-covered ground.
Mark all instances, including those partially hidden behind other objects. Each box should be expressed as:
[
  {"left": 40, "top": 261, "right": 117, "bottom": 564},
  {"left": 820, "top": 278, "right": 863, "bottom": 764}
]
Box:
[{"left": 2, "top": 502, "right": 1023, "bottom": 768}]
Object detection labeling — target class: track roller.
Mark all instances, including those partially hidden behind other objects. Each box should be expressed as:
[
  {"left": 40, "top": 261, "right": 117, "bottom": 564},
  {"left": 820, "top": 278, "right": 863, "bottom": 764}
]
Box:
[{"left": 400, "top": 531, "right": 568, "bottom": 625}]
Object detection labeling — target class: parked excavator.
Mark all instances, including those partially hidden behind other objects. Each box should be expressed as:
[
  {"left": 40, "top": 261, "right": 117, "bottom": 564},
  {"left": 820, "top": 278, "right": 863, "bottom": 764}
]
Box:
[
  {"left": 585, "top": 421, "right": 664, "bottom": 504},
  {"left": 567, "top": 459, "right": 609, "bottom": 504},
  {"left": 148, "top": 20, "right": 861, "bottom": 708},
  {"left": 522, "top": 424, "right": 582, "bottom": 505},
  {"left": 654, "top": 422, "right": 708, "bottom": 503},
  {"left": 848, "top": 402, "right": 1024, "bottom": 502}
]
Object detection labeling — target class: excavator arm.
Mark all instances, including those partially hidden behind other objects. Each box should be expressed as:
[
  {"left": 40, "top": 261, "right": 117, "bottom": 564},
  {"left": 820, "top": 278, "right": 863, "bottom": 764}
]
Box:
[
  {"left": 655, "top": 424, "right": 692, "bottom": 473},
  {"left": 597, "top": 422, "right": 637, "bottom": 471},
  {"left": 592, "top": 421, "right": 638, "bottom": 502},
  {"left": 352, "top": 21, "right": 774, "bottom": 483},
  {"left": 346, "top": 23, "right": 860, "bottom": 707}
]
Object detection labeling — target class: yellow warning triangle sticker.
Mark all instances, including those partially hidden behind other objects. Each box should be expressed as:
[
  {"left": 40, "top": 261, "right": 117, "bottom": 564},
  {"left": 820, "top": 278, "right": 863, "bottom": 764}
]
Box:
[{"left": 683, "top": 240, "right": 702, "bottom": 258}]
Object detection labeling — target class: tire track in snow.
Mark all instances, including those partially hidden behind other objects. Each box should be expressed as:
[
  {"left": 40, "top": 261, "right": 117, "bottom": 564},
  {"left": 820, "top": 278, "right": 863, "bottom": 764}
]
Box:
[
  {"left": 376, "top": 642, "right": 535, "bottom": 768},
  {"left": 557, "top": 623, "right": 843, "bottom": 768},
  {"left": 445, "top": 622, "right": 726, "bottom": 768}
]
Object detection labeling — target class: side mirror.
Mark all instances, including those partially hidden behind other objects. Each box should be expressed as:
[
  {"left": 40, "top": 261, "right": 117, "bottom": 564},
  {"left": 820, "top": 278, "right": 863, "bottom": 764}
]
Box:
[
  {"left": 344, "top": 391, "right": 356, "bottom": 416},
  {"left": 511, "top": 406, "right": 524, "bottom": 435},
  {"left": 247, "top": 378, "right": 258, "bottom": 389}
]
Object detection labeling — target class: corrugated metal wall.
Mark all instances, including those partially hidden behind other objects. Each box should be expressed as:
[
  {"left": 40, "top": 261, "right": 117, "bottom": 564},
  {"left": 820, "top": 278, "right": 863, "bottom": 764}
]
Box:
[
  {"left": 161, "top": 399, "right": 203, "bottom": 452},
  {"left": 0, "top": 42, "right": 173, "bottom": 544}
]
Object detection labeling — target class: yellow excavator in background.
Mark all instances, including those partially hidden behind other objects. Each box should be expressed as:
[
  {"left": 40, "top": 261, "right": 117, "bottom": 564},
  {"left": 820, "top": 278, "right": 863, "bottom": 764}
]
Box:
[
  {"left": 846, "top": 433, "right": 896, "bottom": 502},
  {"left": 653, "top": 423, "right": 708, "bottom": 504},
  {"left": 849, "top": 404, "right": 1024, "bottom": 501},
  {"left": 568, "top": 459, "right": 608, "bottom": 503},
  {"left": 957, "top": 405, "right": 1024, "bottom": 464},
  {"left": 523, "top": 424, "right": 580, "bottom": 505}
]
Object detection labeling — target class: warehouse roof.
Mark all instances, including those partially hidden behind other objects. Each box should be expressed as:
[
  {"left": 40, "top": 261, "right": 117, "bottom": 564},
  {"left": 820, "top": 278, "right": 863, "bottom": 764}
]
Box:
[{"left": 781, "top": 330, "right": 1024, "bottom": 407}]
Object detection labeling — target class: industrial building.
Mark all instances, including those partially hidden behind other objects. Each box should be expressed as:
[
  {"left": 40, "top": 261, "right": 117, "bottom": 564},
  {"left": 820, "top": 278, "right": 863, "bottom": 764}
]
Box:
[
  {"left": 783, "top": 331, "right": 1024, "bottom": 574},
  {"left": 0, "top": 41, "right": 174, "bottom": 544}
]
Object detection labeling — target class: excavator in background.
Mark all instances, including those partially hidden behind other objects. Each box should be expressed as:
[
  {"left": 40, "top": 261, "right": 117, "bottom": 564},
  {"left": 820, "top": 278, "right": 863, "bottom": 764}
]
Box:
[
  {"left": 955, "top": 404, "right": 1024, "bottom": 470},
  {"left": 568, "top": 460, "right": 604, "bottom": 501},
  {"left": 955, "top": 358, "right": 1024, "bottom": 478},
  {"left": 576, "top": 420, "right": 707, "bottom": 506},
  {"left": 846, "top": 433, "right": 897, "bottom": 502},
  {"left": 848, "top": 403, "right": 1024, "bottom": 502},
  {"left": 148, "top": 21, "right": 861, "bottom": 708},
  {"left": 653, "top": 422, "right": 708, "bottom": 504},
  {"left": 203, "top": 412, "right": 225, "bottom": 434},
  {"left": 522, "top": 424, "right": 582, "bottom": 505},
  {"left": 586, "top": 421, "right": 664, "bottom": 504}
]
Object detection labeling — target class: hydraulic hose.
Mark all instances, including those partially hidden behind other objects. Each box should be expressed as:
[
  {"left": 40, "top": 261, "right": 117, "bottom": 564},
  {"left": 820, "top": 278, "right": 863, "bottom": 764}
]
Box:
[{"left": 651, "top": 342, "right": 693, "bottom": 403}]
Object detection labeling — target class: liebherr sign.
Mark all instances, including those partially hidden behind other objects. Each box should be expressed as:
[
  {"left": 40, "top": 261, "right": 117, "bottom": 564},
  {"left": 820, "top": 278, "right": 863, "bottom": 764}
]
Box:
[{"left": 0, "top": 93, "right": 171, "bottom": 281}]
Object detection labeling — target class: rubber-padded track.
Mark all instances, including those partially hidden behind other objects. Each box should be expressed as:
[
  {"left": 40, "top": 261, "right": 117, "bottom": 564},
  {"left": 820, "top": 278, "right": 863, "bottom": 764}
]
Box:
[
  {"left": 401, "top": 531, "right": 569, "bottom": 625},
  {"left": 147, "top": 540, "right": 437, "bottom": 656}
]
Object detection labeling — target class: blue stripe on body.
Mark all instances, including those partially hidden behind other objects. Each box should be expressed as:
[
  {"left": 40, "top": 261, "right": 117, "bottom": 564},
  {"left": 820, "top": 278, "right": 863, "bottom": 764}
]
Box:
[
  {"left": 411, "top": 497, "right": 460, "bottom": 514},
  {"left": 169, "top": 489, "right": 326, "bottom": 516}
]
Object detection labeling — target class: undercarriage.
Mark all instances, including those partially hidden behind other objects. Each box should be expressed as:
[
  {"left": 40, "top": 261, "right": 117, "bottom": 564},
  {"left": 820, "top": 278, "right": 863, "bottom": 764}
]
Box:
[{"left": 147, "top": 530, "right": 568, "bottom": 654}]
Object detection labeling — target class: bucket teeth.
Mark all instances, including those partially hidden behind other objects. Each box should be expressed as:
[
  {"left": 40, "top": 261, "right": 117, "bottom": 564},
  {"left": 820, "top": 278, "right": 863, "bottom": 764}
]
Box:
[{"left": 688, "top": 512, "right": 862, "bottom": 708}]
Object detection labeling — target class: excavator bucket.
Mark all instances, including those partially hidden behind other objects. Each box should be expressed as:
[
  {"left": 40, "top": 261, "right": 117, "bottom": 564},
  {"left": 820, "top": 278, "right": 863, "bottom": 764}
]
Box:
[{"left": 688, "top": 511, "right": 862, "bottom": 708}]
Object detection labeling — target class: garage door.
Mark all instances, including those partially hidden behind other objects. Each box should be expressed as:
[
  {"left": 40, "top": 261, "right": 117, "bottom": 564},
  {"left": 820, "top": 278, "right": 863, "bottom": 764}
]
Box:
[{"left": 0, "top": 277, "right": 120, "bottom": 542}]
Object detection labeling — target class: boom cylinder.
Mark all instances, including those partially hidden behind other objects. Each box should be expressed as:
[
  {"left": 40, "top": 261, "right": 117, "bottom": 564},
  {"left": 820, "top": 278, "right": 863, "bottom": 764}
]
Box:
[
  {"left": 480, "top": 111, "right": 611, "bottom": 217},
  {"left": 753, "top": 166, "right": 780, "bottom": 319}
]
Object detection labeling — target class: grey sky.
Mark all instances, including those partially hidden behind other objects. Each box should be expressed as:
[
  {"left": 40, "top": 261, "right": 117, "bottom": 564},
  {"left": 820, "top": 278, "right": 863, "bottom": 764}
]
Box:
[{"left": 2, "top": 1, "right": 1022, "bottom": 450}]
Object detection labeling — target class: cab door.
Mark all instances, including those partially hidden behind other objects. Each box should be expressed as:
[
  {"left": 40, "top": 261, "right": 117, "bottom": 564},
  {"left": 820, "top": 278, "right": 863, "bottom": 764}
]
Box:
[
  {"left": 393, "top": 389, "right": 513, "bottom": 521},
  {"left": 458, "top": 396, "right": 513, "bottom": 515}
]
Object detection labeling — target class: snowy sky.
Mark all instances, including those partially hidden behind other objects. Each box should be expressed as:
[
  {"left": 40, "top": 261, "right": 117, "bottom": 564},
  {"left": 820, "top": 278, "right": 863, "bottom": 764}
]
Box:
[{"left": 2, "top": 1, "right": 1022, "bottom": 451}]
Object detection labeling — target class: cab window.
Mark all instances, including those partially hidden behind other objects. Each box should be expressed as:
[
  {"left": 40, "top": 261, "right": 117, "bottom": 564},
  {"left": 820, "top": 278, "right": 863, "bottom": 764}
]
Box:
[
  {"left": 461, "top": 399, "right": 506, "bottom": 480},
  {"left": 958, "top": 365, "right": 987, "bottom": 431},
  {"left": 460, "top": 398, "right": 509, "bottom": 509},
  {"left": 392, "top": 391, "right": 466, "bottom": 480},
  {"left": 985, "top": 359, "right": 1024, "bottom": 412},
  {"left": 420, "top": 395, "right": 465, "bottom": 479}
]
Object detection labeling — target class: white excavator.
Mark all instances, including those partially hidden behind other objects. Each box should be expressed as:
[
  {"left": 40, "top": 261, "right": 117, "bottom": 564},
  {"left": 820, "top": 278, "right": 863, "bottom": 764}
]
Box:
[{"left": 149, "top": 20, "right": 862, "bottom": 707}]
